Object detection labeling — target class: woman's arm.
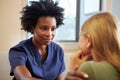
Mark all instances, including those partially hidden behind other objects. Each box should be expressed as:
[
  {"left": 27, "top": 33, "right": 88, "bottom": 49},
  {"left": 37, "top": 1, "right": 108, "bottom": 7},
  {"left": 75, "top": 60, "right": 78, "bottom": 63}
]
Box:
[
  {"left": 65, "top": 70, "right": 88, "bottom": 80},
  {"left": 14, "top": 65, "right": 42, "bottom": 80}
]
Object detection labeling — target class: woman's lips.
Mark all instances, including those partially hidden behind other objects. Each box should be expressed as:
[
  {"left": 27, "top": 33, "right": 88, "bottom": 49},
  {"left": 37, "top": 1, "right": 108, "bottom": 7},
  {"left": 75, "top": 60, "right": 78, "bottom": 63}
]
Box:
[{"left": 44, "top": 39, "right": 51, "bottom": 42}]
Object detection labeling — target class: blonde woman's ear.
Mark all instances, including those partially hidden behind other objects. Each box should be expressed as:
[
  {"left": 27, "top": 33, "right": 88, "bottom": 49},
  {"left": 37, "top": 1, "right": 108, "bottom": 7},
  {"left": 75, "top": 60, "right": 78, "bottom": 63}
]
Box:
[
  {"left": 87, "top": 43, "right": 91, "bottom": 48},
  {"left": 86, "top": 34, "right": 92, "bottom": 48}
]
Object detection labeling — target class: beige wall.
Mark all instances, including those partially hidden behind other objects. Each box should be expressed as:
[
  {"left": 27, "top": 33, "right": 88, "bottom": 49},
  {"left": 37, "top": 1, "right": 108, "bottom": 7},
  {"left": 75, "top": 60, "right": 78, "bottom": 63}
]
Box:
[
  {"left": 0, "top": 0, "right": 27, "bottom": 52},
  {"left": 0, "top": 0, "right": 113, "bottom": 80},
  {"left": 0, "top": 0, "right": 26, "bottom": 79}
]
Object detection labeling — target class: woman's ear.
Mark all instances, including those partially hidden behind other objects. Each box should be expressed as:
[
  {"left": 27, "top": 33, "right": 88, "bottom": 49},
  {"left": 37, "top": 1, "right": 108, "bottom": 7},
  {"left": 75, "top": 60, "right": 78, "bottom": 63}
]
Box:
[{"left": 86, "top": 34, "right": 92, "bottom": 48}]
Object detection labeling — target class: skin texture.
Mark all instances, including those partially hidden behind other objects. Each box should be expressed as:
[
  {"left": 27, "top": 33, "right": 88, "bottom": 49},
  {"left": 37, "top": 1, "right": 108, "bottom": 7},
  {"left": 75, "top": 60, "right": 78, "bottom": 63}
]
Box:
[
  {"left": 14, "top": 16, "right": 62, "bottom": 80},
  {"left": 32, "top": 16, "right": 56, "bottom": 46}
]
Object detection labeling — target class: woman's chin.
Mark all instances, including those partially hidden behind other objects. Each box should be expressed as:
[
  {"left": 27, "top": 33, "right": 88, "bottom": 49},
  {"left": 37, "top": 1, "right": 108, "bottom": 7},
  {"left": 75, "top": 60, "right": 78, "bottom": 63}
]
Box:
[{"left": 43, "top": 41, "right": 51, "bottom": 45}]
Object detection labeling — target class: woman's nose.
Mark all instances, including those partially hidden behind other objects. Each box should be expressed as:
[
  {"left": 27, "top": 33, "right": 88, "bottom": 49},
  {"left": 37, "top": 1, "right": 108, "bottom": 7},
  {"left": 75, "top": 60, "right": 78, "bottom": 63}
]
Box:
[{"left": 46, "top": 29, "right": 52, "bottom": 36}]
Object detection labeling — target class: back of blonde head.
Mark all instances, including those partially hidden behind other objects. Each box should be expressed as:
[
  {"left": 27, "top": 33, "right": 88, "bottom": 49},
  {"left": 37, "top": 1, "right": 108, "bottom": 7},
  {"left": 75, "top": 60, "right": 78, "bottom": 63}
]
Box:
[{"left": 81, "top": 12, "right": 120, "bottom": 72}]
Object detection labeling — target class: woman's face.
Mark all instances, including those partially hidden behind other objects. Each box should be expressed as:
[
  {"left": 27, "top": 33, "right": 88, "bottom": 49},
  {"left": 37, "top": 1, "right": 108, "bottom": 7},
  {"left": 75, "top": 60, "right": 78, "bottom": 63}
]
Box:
[{"left": 32, "top": 16, "right": 56, "bottom": 45}]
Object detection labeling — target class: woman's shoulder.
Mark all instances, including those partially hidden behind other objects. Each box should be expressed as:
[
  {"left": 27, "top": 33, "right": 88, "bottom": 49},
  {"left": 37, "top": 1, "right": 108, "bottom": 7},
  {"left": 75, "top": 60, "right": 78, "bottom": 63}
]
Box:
[
  {"left": 50, "top": 42, "right": 63, "bottom": 50},
  {"left": 49, "top": 42, "right": 64, "bottom": 56},
  {"left": 78, "top": 61, "right": 110, "bottom": 74},
  {"left": 79, "top": 61, "right": 93, "bottom": 70},
  {"left": 10, "top": 38, "right": 32, "bottom": 50},
  {"left": 80, "top": 61, "right": 112, "bottom": 68},
  {"left": 78, "top": 61, "right": 120, "bottom": 80}
]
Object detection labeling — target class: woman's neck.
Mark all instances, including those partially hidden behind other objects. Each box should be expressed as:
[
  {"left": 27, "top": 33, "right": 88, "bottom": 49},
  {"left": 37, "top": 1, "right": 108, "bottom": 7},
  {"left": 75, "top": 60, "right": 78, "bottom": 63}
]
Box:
[
  {"left": 32, "top": 37, "right": 46, "bottom": 49},
  {"left": 92, "top": 52, "right": 105, "bottom": 62},
  {"left": 32, "top": 38, "right": 47, "bottom": 61}
]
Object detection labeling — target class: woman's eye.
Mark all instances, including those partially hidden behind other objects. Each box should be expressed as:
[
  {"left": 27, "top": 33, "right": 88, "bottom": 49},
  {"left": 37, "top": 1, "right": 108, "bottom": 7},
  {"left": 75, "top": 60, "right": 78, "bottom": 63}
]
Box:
[
  {"left": 51, "top": 27, "right": 57, "bottom": 31},
  {"left": 40, "top": 27, "right": 47, "bottom": 31}
]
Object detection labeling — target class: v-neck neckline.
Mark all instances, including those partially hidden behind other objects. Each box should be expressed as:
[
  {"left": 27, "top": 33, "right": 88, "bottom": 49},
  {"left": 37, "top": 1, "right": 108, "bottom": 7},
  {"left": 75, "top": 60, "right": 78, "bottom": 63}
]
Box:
[{"left": 30, "top": 38, "right": 51, "bottom": 65}]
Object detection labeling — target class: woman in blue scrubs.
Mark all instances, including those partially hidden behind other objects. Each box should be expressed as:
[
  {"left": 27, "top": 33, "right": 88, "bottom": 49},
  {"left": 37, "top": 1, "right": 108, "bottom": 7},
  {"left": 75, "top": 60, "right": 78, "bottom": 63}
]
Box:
[{"left": 9, "top": 0, "right": 65, "bottom": 80}]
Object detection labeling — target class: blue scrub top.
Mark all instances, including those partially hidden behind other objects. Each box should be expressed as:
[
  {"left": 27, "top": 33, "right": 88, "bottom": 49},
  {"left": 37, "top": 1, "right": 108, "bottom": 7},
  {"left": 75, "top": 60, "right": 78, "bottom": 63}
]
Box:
[{"left": 9, "top": 38, "right": 65, "bottom": 80}]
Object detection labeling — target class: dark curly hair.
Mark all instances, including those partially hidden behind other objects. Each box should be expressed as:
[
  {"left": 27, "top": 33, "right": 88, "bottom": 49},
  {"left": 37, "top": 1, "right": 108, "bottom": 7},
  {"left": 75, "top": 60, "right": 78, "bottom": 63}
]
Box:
[{"left": 20, "top": 0, "right": 64, "bottom": 33}]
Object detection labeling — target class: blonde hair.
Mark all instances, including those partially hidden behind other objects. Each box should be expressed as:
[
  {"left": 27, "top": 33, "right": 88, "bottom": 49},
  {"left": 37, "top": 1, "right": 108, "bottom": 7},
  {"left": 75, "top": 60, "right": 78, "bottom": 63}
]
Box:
[{"left": 81, "top": 12, "right": 120, "bottom": 72}]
